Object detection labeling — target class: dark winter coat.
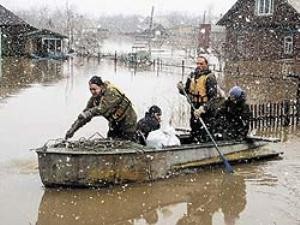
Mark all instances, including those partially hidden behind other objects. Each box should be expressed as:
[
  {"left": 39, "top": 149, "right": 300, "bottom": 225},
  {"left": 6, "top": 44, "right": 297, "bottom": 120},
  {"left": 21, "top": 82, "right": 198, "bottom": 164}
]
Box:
[
  {"left": 136, "top": 112, "right": 160, "bottom": 144},
  {"left": 213, "top": 98, "right": 251, "bottom": 140}
]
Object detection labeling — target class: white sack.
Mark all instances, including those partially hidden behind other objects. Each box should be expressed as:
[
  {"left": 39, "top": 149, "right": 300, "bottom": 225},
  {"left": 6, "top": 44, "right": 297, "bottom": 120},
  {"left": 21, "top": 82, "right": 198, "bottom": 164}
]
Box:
[{"left": 146, "top": 125, "right": 181, "bottom": 149}]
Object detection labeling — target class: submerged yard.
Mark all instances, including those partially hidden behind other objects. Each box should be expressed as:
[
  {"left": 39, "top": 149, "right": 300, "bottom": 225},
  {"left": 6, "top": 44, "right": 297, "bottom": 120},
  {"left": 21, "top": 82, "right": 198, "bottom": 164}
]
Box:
[{"left": 0, "top": 57, "right": 299, "bottom": 225}]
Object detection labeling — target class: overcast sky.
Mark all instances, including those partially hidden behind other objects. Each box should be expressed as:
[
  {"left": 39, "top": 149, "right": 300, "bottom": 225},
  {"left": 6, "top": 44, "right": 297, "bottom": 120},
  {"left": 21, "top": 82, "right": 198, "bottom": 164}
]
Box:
[{"left": 0, "top": 0, "right": 236, "bottom": 16}]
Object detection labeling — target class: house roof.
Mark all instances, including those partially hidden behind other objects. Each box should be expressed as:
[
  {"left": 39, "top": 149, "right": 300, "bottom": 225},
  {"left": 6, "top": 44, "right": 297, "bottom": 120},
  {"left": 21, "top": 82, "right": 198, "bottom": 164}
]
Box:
[
  {"left": 0, "top": 4, "right": 27, "bottom": 26},
  {"left": 24, "top": 29, "right": 68, "bottom": 39},
  {"left": 288, "top": 0, "right": 300, "bottom": 13},
  {"left": 216, "top": 0, "right": 242, "bottom": 26}
]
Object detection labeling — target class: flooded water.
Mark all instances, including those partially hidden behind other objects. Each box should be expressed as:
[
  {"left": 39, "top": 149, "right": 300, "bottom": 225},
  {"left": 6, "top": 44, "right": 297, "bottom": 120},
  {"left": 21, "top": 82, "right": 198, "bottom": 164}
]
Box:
[{"left": 0, "top": 57, "right": 300, "bottom": 225}]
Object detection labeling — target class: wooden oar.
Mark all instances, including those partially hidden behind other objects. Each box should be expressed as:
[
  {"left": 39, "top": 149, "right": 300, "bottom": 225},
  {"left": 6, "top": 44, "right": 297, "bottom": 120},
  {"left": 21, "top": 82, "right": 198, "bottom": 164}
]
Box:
[{"left": 181, "top": 88, "right": 234, "bottom": 173}]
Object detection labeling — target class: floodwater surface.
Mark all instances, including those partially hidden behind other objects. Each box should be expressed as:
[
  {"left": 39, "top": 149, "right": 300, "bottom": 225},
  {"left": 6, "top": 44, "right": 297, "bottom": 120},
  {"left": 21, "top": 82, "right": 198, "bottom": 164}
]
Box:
[{"left": 0, "top": 57, "right": 299, "bottom": 225}]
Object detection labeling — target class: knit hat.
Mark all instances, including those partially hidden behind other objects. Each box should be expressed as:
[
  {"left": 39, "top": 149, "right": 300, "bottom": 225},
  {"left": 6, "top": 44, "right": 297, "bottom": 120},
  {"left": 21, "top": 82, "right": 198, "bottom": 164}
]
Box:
[
  {"left": 149, "top": 105, "right": 162, "bottom": 115},
  {"left": 229, "top": 86, "right": 246, "bottom": 101},
  {"left": 89, "top": 76, "right": 104, "bottom": 86}
]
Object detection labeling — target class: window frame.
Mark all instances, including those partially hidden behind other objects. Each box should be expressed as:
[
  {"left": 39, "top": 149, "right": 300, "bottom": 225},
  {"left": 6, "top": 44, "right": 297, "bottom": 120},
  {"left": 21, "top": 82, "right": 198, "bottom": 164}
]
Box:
[
  {"left": 256, "top": 0, "right": 274, "bottom": 16},
  {"left": 283, "top": 36, "right": 294, "bottom": 55}
]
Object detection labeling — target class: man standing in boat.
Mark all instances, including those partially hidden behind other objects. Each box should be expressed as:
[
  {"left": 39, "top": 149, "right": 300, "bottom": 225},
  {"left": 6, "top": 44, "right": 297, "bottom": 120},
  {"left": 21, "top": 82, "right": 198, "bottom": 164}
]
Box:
[
  {"left": 177, "top": 56, "right": 218, "bottom": 142},
  {"left": 65, "top": 76, "right": 137, "bottom": 141}
]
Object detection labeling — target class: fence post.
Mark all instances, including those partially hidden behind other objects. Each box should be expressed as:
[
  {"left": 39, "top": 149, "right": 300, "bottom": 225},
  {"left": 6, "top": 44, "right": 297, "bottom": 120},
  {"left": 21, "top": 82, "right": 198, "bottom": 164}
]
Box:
[
  {"left": 114, "top": 51, "right": 117, "bottom": 63},
  {"left": 262, "top": 103, "right": 265, "bottom": 127},
  {"left": 274, "top": 102, "right": 277, "bottom": 127},
  {"left": 254, "top": 104, "right": 258, "bottom": 128},
  {"left": 269, "top": 102, "right": 272, "bottom": 127},
  {"left": 297, "top": 96, "right": 300, "bottom": 126},
  {"left": 250, "top": 104, "right": 254, "bottom": 129},
  {"left": 283, "top": 100, "right": 290, "bottom": 126},
  {"left": 280, "top": 101, "right": 284, "bottom": 126},
  {"left": 291, "top": 100, "right": 295, "bottom": 126},
  {"left": 181, "top": 60, "right": 185, "bottom": 79}
]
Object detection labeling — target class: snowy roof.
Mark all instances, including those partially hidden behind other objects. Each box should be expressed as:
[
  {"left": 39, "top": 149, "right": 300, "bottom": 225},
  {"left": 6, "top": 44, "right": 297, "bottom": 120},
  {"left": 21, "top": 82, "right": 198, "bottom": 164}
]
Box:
[
  {"left": 24, "top": 29, "right": 67, "bottom": 39},
  {"left": 0, "top": 4, "right": 27, "bottom": 26},
  {"left": 288, "top": 0, "right": 300, "bottom": 13}
]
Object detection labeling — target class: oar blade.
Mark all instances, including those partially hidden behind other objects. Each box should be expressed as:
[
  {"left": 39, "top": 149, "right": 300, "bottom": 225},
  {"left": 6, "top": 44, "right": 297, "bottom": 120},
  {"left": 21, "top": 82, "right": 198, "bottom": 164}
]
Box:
[{"left": 223, "top": 159, "right": 234, "bottom": 173}]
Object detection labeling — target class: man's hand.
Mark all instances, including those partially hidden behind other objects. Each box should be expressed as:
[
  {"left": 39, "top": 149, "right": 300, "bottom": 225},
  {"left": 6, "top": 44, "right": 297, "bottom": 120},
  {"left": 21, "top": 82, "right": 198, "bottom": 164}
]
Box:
[
  {"left": 65, "top": 128, "right": 75, "bottom": 140},
  {"left": 177, "top": 81, "right": 184, "bottom": 91},
  {"left": 193, "top": 106, "right": 206, "bottom": 118}
]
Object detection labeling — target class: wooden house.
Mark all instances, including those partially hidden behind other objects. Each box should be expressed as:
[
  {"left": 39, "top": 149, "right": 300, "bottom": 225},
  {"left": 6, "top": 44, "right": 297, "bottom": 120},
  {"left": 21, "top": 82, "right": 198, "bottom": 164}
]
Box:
[
  {"left": 217, "top": 0, "right": 300, "bottom": 62},
  {"left": 0, "top": 4, "right": 68, "bottom": 59},
  {"left": 0, "top": 4, "right": 36, "bottom": 56}
]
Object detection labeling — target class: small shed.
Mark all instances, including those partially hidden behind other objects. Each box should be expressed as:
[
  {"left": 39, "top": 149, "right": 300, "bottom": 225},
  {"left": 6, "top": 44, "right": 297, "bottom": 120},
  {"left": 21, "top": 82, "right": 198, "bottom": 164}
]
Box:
[{"left": 24, "top": 29, "right": 68, "bottom": 58}]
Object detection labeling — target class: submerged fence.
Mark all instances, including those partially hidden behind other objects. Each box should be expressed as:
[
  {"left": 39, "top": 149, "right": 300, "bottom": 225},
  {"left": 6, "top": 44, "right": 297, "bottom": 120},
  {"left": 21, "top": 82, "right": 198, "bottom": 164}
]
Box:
[{"left": 250, "top": 99, "right": 300, "bottom": 129}]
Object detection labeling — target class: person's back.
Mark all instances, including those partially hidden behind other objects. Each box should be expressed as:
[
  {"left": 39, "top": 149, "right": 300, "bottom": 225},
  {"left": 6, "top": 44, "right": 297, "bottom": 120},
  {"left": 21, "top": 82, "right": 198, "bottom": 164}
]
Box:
[{"left": 215, "top": 86, "right": 250, "bottom": 140}]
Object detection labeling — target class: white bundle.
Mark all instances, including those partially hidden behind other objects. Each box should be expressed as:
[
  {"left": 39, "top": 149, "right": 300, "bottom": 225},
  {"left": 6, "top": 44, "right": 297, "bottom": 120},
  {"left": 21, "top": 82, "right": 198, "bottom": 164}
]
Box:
[{"left": 146, "top": 125, "right": 181, "bottom": 149}]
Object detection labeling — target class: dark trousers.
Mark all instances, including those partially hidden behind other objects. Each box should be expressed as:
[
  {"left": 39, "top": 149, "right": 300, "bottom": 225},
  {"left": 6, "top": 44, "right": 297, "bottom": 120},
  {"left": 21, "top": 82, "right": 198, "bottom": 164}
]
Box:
[
  {"left": 190, "top": 112, "right": 212, "bottom": 143},
  {"left": 107, "top": 119, "right": 136, "bottom": 141}
]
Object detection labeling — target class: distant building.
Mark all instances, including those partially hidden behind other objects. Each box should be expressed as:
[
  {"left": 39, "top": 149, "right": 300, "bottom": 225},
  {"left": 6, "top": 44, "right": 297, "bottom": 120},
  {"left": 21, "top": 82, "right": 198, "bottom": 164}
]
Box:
[
  {"left": 168, "top": 24, "right": 198, "bottom": 50},
  {"left": 73, "top": 27, "right": 109, "bottom": 56},
  {"left": 139, "top": 23, "right": 169, "bottom": 49},
  {"left": 197, "top": 24, "right": 211, "bottom": 53},
  {"left": 217, "top": 0, "right": 300, "bottom": 62}
]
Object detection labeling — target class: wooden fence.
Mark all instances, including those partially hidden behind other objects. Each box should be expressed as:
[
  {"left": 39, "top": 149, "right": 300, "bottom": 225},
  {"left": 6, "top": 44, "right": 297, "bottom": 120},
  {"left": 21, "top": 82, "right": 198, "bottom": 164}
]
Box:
[{"left": 250, "top": 99, "right": 300, "bottom": 129}]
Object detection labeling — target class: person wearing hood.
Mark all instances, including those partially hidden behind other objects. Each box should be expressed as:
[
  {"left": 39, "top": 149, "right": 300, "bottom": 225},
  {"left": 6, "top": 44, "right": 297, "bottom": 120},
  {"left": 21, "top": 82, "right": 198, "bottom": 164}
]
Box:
[
  {"left": 136, "top": 105, "right": 162, "bottom": 145},
  {"left": 65, "top": 75, "right": 137, "bottom": 141},
  {"left": 215, "top": 86, "right": 251, "bottom": 140},
  {"left": 177, "top": 56, "right": 218, "bottom": 142}
]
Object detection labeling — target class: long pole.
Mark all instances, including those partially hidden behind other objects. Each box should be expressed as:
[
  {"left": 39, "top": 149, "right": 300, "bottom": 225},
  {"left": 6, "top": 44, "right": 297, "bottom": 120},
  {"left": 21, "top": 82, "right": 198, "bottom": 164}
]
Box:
[
  {"left": 0, "top": 26, "right": 2, "bottom": 78},
  {"left": 0, "top": 26, "right": 2, "bottom": 59},
  {"left": 182, "top": 88, "right": 234, "bottom": 173}
]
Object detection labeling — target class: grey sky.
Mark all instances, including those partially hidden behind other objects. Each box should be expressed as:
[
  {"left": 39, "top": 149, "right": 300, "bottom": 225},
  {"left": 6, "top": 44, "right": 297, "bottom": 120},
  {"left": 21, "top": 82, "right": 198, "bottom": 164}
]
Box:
[{"left": 1, "top": 0, "right": 236, "bottom": 16}]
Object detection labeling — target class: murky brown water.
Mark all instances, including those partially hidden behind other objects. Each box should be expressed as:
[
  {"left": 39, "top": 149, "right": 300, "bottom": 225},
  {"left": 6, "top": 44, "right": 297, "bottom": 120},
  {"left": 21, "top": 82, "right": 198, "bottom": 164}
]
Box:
[{"left": 0, "top": 57, "right": 300, "bottom": 225}]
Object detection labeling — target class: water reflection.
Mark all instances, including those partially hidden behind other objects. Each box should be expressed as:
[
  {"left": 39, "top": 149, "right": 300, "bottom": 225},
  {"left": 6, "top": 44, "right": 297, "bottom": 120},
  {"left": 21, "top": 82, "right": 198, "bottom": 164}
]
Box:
[
  {"left": 0, "top": 57, "right": 65, "bottom": 100},
  {"left": 36, "top": 165, "right": 276, "bottom": 225}
]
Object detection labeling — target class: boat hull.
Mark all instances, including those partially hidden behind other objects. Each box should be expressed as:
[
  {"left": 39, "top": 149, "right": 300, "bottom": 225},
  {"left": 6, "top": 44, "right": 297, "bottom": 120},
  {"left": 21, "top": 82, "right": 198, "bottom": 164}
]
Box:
[{"left": 36, "top": 138, "right": 281, "bottom": 187}]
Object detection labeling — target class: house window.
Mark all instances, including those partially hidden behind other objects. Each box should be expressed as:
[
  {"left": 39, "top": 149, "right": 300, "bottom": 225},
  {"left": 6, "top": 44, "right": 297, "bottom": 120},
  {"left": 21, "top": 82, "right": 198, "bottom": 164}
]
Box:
[
  {"left": 284, "top": 36, "right": 293, "bottom": 55},
  {"left": 257, "top": 0, "right": 273, "bottom": 15}
]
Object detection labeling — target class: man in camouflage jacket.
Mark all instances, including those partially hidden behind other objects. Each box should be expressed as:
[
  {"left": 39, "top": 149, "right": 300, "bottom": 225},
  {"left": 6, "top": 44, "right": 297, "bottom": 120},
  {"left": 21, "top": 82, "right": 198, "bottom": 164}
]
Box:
[{"left": 65, "top": 76, "right": 137, "bottom": 141}]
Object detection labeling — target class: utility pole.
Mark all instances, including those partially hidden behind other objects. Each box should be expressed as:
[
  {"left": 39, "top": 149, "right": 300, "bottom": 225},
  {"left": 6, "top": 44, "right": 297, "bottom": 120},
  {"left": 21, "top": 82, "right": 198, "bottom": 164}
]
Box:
[
  {"left": 148, "top": 6, "right": 154, "bottom": 56},
  {"left": 66, "top": 0, "right": 74, "bottom": 51},
  {"left": 0, "top": 26, "right": 2, "bottom": 78},
  {"left": 0, "top": 26, "right": 2, "bottom": 59}
]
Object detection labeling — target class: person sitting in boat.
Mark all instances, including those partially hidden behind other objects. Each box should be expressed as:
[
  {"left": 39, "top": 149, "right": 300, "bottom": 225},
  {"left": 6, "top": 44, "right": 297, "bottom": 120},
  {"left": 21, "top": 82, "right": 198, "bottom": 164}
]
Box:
[
  {"left": 214, "top": 86, "right": 251, "bottom": 140},
  {"left": 65, "top": 76, "right": 137, "bottom": 141},
  {"left": 136, "top": 105, "right": 162, "bottom": 145},
  {"left": 177, "top": 56, "right": 218, "bottom": 142}
]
